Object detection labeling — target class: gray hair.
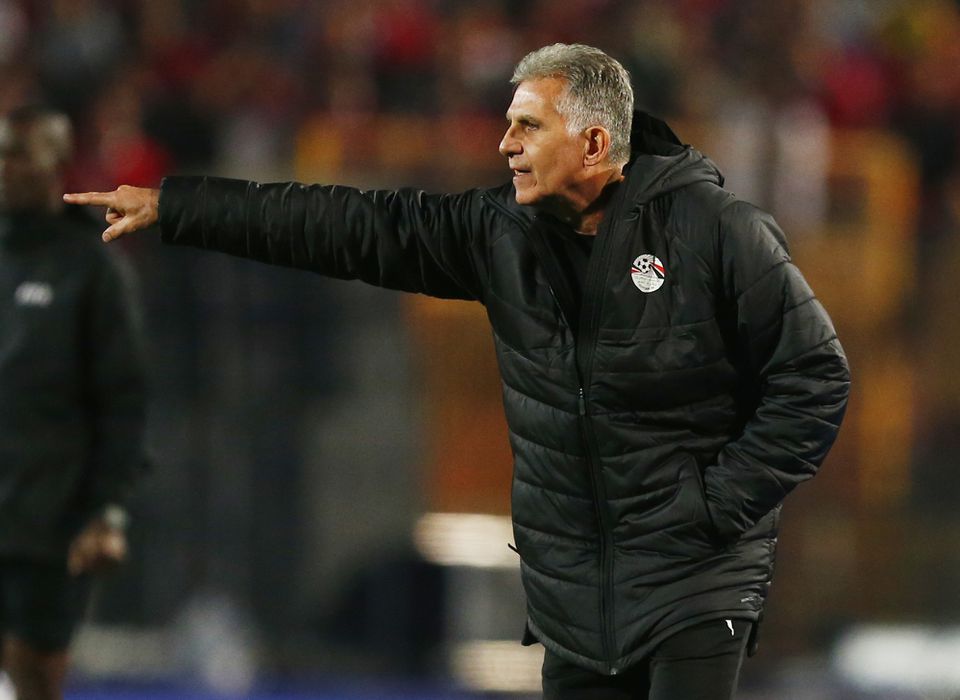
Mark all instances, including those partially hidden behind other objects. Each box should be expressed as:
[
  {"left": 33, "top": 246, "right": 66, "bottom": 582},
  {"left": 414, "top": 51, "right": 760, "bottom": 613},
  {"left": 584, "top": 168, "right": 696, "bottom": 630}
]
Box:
[{"left": 511, "top": 44, "right": 634, "bottom": 165}]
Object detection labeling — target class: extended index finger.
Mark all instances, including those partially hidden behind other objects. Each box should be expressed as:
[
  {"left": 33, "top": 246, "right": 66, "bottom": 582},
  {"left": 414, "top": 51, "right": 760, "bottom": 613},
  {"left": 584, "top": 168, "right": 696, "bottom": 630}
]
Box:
[{"left": 63, "top": 191, "right": 115, "bottom": 207}]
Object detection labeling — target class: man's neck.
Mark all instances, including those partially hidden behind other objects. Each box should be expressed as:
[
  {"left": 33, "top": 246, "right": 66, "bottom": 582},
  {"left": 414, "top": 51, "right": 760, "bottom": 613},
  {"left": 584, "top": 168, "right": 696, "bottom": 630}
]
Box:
[
  {"left": 537, "top": 168, "right": 624, "bottom": 236},
  {"left": 558, "top": 175, "right": 625, "bottom": 236}
]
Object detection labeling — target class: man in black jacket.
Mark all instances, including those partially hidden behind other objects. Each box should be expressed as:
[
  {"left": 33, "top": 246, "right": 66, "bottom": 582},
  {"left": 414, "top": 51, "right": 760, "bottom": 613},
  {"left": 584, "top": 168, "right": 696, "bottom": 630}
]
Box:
[
  {"left": 0, "top": 107, "right": 147, "bottom": 700},
  {"left": 66, "top": 44, "right": 849, "bottom": 700}
]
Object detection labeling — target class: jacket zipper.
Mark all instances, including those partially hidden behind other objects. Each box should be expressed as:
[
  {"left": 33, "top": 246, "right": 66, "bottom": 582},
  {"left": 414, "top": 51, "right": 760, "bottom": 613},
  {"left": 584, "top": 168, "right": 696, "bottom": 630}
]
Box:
[
  {"left": 483, "top": 192, "right": 624, "bottom": 673},
  {"left": 574, "top": 211, "right": 622, "bottom": 674}
]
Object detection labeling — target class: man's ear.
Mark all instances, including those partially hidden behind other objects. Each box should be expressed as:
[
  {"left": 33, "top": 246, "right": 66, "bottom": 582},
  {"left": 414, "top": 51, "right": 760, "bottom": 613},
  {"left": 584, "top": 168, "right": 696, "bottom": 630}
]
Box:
[{"left": 583, "top": 126, "right": 612, "bottom": 167}]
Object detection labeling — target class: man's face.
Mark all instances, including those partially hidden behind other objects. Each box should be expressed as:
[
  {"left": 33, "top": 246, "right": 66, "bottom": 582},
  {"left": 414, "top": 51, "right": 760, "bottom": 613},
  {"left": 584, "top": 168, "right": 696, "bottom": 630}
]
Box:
[
  {"left": 0, "top": 120, "right": 59, "bottom": 214},
  {"left": 499, "top": 77, "right": 588, "bottom": 210}
]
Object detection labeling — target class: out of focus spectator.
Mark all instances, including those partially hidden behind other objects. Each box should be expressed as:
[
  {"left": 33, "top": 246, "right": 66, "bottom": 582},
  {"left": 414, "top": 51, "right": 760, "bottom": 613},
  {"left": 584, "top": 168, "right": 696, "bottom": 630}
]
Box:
[{"left": 0, "top": 107, "right": 147, "bottom": 700}]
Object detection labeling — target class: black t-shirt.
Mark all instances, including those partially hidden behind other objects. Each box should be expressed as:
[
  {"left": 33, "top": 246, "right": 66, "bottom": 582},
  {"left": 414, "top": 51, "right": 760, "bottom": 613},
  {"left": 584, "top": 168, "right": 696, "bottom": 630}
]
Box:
[{"left": 548, "top": 224, "right": 594, "bottom": 320}]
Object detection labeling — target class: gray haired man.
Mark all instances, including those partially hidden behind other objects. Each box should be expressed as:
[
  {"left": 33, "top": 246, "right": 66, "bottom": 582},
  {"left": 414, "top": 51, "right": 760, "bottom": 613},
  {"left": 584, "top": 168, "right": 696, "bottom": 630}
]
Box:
[{"left": 67, "top": 44, "right": 848, "bottom": 699}]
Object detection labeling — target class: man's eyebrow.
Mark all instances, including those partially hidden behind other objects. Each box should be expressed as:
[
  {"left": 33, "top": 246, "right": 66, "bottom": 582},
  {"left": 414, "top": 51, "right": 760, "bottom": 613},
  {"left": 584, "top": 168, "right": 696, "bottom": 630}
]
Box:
[{"left": 506, "top": 113, "right": 540, "bottom": 125}]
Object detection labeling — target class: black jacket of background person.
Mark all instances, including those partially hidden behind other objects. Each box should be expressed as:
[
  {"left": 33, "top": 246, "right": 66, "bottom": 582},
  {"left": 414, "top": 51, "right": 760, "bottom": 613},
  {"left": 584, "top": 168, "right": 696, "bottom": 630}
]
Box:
[
  {"left": 0, "top": 207, "right": 146, "bottom": 561},
  {"left": 157, "top": 112, "right": 850, "bottom": 675}
]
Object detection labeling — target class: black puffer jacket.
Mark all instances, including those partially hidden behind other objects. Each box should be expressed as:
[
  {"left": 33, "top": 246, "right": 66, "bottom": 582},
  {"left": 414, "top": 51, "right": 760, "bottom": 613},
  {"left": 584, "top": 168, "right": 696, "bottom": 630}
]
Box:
[{"left": 158, "top": 113, "right": 849, "bottom": 674}]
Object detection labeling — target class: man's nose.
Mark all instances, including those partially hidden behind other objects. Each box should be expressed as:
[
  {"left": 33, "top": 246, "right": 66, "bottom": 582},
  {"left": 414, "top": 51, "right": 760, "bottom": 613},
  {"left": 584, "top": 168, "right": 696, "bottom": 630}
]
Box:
[{"left": 499, "top": 129, "right": 521, "bottom": 158}]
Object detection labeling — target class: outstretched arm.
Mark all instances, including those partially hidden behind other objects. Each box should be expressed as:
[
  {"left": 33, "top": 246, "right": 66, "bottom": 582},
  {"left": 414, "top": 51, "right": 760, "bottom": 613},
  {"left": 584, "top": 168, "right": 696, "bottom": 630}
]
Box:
[
  {"left": 67, "top": 178, "right": 489, "bottom": 301},
  {"left": 63, "top": 186, "right": 160, "bottom": 241}
]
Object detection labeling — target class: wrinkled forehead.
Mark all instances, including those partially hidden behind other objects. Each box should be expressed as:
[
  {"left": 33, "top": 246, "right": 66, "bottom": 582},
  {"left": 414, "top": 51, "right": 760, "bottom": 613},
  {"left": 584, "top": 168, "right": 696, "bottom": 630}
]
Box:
[{"left": 507, "top": 77, "right": 568, "bottom": 120}]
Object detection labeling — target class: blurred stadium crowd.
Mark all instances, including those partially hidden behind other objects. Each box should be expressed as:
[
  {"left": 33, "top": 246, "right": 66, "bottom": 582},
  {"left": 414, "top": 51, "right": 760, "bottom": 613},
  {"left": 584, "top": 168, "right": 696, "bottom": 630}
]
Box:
[
  {"left": 2, "top": 0, "right": 960, "bottom": 695},
  {"left": 0, "top": 0, "right": 956, "bottom": 224}
]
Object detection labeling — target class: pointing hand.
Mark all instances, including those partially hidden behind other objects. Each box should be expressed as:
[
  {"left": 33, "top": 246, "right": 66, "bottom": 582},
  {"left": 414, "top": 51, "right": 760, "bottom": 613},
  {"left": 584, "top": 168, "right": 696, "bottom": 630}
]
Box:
[{"left": 63, "top": 185, "right": 160, "bottom": 242}]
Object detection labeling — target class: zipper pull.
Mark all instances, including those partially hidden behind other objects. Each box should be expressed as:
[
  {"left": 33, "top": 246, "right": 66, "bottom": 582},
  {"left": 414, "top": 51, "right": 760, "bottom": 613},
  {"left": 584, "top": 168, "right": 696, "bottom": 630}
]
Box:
[{"left": 578, "top": 387, "right": 586, "bottom": 416}]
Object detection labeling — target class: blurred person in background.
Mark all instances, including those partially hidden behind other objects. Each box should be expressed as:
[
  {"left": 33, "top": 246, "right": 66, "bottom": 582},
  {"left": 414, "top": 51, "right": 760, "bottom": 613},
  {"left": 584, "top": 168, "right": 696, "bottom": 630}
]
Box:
[
  {"left": 66, "top": 43, "right": 849, "bottom": 700},
  {"left": 0, "top": 107, "right": 147, "bottom": 700}
]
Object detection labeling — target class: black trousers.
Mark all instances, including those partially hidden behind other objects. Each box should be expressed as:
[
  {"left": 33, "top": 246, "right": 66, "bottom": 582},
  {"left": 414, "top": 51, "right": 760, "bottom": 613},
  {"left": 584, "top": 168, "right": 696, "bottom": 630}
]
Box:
[{"left": 542, "top": 618, "right": 751, "bottom": 700}]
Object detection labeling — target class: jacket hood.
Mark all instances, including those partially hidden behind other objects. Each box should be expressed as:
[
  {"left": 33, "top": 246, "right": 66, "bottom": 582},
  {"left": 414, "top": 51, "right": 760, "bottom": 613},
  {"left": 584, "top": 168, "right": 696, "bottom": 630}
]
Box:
[{"left": 623, "top": 111, "right": 724, "bottom": 205}]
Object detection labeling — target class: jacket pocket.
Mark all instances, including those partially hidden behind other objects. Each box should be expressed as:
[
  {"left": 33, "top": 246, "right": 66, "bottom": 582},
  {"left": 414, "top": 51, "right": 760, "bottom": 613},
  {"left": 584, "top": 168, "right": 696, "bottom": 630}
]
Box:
[
  {"left": 677, "top": 456, "right": 721, "bottom": 548},
  {"left": 615, "top": 454, "right": 718, "bottom": 562}
]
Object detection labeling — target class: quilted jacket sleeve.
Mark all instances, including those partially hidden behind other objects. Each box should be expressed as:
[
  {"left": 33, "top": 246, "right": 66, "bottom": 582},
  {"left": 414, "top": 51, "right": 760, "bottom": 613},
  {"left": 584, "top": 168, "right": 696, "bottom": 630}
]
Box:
[
  {"left": 704, "top": 200, "right": 850, "bottom": 543},
  {"left": 158, "top": 176, "right": 487, "bottom": 301}
]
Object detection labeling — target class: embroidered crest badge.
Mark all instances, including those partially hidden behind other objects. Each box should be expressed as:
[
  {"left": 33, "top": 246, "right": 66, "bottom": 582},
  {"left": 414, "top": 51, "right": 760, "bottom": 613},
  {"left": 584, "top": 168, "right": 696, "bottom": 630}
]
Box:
[{"left": 630, "top": 254, "right": 666, "bottom": 293}]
